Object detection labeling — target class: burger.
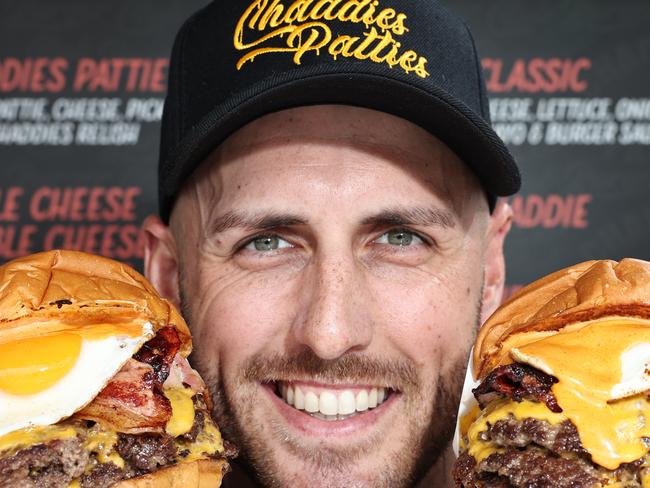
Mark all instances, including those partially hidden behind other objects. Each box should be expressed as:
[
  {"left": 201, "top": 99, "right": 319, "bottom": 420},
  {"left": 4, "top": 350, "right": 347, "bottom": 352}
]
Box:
[
  {"left": 453, "top": 258, "right": 650, "bottom": 487},
  {"left": 0, "top": 250, "right": 233, "bottom": 487}
]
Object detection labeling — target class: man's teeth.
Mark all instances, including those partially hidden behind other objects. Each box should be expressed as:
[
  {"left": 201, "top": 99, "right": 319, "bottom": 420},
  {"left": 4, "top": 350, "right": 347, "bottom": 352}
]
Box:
[{"left": 279, "top": 384, "right": 389, "bottom": 417}]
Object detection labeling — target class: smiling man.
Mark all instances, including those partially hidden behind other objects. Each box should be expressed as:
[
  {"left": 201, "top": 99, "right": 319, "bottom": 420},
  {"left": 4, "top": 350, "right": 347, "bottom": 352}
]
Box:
[{"left": 143, "top": 1, "right": 520, "bottom": 487}]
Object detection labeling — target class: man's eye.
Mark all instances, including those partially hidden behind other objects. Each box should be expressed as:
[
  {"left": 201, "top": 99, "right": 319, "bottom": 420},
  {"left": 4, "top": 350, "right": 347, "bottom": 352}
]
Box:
[
  {"left": 244, "top": 235, "right": 293, "bottom": 252},
  {"left": 375, "top": 229, "right": 424, "bottom": 247}
]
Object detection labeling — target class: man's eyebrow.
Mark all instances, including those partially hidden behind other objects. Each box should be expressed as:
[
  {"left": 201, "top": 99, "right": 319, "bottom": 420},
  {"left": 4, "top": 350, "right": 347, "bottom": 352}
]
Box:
[
  {"left": 211, "top": 210, "right": 308, "bottom": 234},
  {"left": 361, "top": 206, "right": 456, "bottom": 229}
]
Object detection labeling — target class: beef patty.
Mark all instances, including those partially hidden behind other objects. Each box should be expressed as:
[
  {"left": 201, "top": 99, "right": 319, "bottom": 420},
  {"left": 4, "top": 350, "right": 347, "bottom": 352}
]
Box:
[
  {"left": 0, "top": 395, "right": 222, "bottom": 488},
  {"left": 454, "top": 415, "right": 649, "bottom": 488}
]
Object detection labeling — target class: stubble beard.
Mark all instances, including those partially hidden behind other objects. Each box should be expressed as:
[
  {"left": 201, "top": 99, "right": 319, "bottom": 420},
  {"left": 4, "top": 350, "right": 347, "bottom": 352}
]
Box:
[
  {"left": 181, "top": 284, "right": 478, "bottom": 488},
  {"left": 191, "top": 350, "right": 469, "bottom": 488}
]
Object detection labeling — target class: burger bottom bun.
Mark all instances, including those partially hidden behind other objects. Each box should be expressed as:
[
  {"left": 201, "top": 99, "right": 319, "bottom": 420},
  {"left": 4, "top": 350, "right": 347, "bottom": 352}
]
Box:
[{"left": 113, "top": 459, "right": 228, "bottom": 488}]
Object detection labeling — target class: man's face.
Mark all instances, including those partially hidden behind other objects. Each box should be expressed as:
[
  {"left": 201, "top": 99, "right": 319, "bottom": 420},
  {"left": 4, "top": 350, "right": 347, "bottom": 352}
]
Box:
[{"left": 148, "top": 106, "right": 506, "bottom": 487}]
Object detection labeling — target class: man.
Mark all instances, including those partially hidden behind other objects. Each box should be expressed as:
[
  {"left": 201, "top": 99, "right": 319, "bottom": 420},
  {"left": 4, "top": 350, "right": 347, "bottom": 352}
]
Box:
[{"left": 143, "top": 1, "right": 520, "bottom": 486}]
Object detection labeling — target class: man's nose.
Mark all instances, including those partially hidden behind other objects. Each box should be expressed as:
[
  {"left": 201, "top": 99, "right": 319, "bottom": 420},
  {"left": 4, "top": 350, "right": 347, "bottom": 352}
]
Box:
[{"left": 292, "top": 253, "right": 373, "bottom": 360}]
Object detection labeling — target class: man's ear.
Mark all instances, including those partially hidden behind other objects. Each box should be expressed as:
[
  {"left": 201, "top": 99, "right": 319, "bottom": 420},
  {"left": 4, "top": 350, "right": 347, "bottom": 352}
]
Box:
[
  {"left": 142, "top": 214, "right": 181, "bottom": 311},
  {"left": 480, "top": 199, "right": 513, "bottom": 324}
]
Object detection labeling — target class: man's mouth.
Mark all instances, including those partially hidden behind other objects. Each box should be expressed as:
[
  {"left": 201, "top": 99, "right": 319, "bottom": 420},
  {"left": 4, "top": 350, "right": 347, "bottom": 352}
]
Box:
[{"left": 273, "top": 381, "right": 392, "bottom": 421}]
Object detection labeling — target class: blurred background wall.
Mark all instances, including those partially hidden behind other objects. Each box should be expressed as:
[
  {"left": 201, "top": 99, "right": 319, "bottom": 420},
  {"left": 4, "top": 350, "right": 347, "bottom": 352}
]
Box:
[{"left": 1, "top": 0, "right": 649, "bottom": 297}]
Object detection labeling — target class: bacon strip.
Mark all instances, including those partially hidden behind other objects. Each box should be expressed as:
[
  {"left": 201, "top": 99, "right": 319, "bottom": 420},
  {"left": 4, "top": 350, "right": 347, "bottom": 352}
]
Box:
[
  {"left": 163, "top": 353, "right": 212, "bottom": 410},
  {"left": 472, "top": 363, "right": 562, "bottom": 413},
  {"left": 163, "top": 354, "right": 205, "bottom": 391},
  {"left": 76, "top": 359, "right": 172, "bottom": 433},
  {"left": 133, "top": 326, "right": 181, "bottom": 385},
  {"left": 75, "top": 328, "right": 208, "bottom": 434}
]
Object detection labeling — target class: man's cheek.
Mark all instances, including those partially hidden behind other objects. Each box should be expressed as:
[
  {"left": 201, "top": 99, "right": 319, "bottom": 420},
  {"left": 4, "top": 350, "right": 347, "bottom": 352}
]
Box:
[
  {"left": 194, "top": 272, "right": 298, "bottom": 357},
  {"left": 371, "top": 282, "right": 476, "bottom": 362},
  {"left": 370, "top": 282, "right": 448, "bottom": 335}
]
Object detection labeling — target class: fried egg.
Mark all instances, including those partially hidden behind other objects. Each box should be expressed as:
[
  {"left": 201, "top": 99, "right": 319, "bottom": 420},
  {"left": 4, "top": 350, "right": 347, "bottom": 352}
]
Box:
[{"left": 0, "top": 321, "right": 154, "bottom": 437}]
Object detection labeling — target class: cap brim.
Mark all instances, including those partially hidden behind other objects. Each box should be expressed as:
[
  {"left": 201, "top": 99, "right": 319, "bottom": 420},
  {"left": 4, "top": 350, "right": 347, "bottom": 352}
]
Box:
[{"left": 159, "top": 72, "right": 520, "bottom": 221}]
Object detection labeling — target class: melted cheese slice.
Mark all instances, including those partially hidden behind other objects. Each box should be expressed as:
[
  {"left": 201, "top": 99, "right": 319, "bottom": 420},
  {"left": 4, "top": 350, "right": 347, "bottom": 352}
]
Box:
[
  {"left": 467, "top": 399, "right": 566, "bottom": 463},
  {"left": 512, "top": 317, "right": 650, "bottom": 470},
  {"left": 0, "top": 424, "right": 78, "bottom": 453},
  {"left": 84, "top": 425, "right": 124, "bottom": 468},
  {"left": 165, "top": 387, "right": 196, "bottom": 437},
  {"left": 183, "top": 420, "right": 224, "bottom": 462}
]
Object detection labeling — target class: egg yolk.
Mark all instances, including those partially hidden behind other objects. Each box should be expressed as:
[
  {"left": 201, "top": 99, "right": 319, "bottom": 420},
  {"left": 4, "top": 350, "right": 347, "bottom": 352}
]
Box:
[{"left": 0, "top": 333, "right": 82, "bottom": 395}]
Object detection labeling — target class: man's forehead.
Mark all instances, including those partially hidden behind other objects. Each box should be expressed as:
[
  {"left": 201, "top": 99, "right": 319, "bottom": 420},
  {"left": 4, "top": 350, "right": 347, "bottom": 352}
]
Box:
[
  {"left": 172, "top": 106, "right": 487, "bottom": 234},
  {"left": 219, "top": 105, "right": 451, "bottom": 158},
  {"left": 203, "top": 104, "right": 482, "bottom": 201}
]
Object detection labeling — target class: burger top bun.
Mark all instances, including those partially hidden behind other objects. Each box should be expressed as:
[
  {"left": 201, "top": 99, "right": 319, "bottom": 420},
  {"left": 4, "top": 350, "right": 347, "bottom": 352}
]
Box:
[
  {"left": 474, "top": 258, "right": 650, "bottom": 379},
  {"left": 0, "top": 250, "right": 192, "bottom": 356},
  {"left": 114, "top": 459, "right": 228, "bottom": 487}
]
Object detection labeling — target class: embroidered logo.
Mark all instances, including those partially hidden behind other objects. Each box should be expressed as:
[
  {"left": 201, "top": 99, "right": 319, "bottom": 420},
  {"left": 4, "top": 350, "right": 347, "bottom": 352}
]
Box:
[{"left": 234, "top": 0, "right": 430, "bottom": 79}]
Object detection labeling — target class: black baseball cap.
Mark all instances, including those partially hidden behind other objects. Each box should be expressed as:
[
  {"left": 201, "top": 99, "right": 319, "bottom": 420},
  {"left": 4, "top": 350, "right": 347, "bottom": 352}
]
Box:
[{"left": 158, "top": 0, "right": 520, "bottom": 222}]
